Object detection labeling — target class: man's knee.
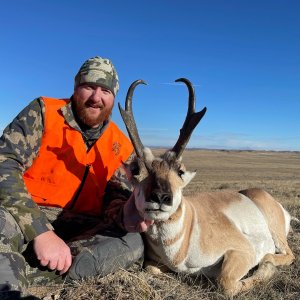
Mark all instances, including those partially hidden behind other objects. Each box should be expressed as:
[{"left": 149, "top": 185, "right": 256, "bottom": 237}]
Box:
[
  {"left": 0, "top": 252, "right": 28, "bottom": 293},
  {"left": 0, "top": 208, "right": 29, "bottom": 294},
  {"left": 0, "top": 207, "right": 24, "bottom": 252},
  {"left": 67, "top": 232, "right": 144, "bottom": 280},
  {"left": 94, "top": 232, "right": 144, "bottom": 271},
  {"left": 121, "top": 232, "right": 144, "bottom": 256}
]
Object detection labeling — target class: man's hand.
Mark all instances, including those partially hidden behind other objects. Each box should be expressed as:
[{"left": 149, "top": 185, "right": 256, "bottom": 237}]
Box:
[
  {"left": 33, "top": 230, "right": 72, "bottom": 275},
  {"left": 123, "top": 193, "right": 154, "bottom": 232}
]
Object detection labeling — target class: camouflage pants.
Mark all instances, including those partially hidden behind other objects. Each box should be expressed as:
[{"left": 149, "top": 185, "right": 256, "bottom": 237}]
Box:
[{"left": 0, "top": 206, "right": 144, "bottom": 297}]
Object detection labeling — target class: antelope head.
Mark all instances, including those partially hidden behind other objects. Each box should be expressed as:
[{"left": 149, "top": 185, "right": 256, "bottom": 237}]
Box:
[{"left": 118, "top": 78, "right": 207, "bottom": 221}]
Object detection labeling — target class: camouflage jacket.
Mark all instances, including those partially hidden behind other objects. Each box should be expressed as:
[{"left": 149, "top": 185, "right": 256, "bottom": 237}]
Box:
[{"left": 0, "top": 97, "right": 133, "bottom": 242}]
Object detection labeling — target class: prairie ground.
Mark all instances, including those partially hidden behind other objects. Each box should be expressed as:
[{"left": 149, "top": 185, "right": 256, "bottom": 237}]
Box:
[{"left": 30, "top": 149, "right": 300, "bottom": 300}]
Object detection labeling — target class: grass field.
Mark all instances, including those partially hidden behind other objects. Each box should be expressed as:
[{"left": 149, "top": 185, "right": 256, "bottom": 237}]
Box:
[{"left": 30, "top": 149, "right": 300, "bottom": 300}]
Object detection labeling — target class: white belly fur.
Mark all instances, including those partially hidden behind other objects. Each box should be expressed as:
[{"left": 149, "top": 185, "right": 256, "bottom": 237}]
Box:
[{"left": 224, "top": 194, "right": 275, "bottom": 264}]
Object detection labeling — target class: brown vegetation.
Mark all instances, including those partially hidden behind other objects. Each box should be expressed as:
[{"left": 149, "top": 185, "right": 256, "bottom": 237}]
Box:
[{"left": 30, "top": 149, "right": 300, "bottom": 300}]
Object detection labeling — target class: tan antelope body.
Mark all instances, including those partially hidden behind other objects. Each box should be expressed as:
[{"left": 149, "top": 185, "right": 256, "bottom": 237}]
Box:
[{"left": 119, "top": 79, "right": 295, "bottom": 296}]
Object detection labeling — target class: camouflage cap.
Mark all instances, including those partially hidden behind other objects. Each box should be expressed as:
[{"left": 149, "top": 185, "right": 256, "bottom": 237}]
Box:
[{"left": 74, "top": 56, "right": 119, "bottom": 96}]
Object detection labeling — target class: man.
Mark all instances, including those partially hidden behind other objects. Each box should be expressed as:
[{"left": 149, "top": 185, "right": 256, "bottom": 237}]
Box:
[{"left": 0, "top": 56, "right": 152, "bottom": 298}]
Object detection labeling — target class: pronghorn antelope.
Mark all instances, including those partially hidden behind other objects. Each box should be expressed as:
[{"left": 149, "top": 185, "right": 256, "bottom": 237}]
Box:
[{"left": 118, "top": 79, "right": 295, "bottom": 297}]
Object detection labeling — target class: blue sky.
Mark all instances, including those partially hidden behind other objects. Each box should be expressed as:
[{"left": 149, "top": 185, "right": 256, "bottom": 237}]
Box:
[{"left": 1, "top": 0, "right": 299, "bottom": 151}]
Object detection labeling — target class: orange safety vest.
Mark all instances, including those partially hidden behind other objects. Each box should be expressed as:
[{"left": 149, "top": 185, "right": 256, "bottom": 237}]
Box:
[{"left": 23, "top": 97, "right": 133, "bottom": 215}]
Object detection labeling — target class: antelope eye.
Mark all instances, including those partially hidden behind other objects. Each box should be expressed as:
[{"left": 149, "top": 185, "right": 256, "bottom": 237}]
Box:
[{"left": 178, "top": 169, "right": 185, "bottom": 178}]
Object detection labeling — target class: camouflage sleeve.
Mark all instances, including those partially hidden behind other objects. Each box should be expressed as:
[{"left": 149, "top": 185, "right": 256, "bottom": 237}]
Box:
[
  {"left": 102, "top": 152, "right": 135, "bottom": 229},
  {"left": 0, "top": 98, "right": 54, "bottom": 242}
]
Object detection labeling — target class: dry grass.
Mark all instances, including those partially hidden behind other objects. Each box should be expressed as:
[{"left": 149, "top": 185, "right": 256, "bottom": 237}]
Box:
[{"left": 29, "top": 149, "right": 300, "bottom": 300}]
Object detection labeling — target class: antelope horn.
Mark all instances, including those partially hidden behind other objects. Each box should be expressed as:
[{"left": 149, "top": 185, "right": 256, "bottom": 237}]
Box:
[
  {"left": 171, "top": 78, "right": 207, "bottom": 158},
  {"left": 118, "top": 80, "right": 147, "bottom": 159}
]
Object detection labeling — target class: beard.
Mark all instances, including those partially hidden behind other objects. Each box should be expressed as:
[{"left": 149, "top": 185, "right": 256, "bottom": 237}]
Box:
[{"left": 73, "top": 100, "right": 113, "bottom": 128}]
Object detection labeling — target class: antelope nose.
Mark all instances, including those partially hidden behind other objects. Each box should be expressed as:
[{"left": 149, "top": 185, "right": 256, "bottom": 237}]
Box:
[{"left": 150, "top": 191, "right": 172, "bottom": 206}]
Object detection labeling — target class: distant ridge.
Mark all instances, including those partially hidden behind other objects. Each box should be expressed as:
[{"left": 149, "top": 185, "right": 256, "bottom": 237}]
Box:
[{"left": 148, "top": 146, "right": 300, "bottom": 154}]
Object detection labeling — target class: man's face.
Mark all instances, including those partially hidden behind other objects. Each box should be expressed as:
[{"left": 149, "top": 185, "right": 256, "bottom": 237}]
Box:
[{"left": 73, "top": 84, "right": 115, "bottom": 128}]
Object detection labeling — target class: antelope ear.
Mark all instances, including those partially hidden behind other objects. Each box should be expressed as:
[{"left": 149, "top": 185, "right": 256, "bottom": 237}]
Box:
[
  {"left": 182, "top": 171, "right": 196, "bottom": 187},
  {"left": 121, "top": 162, "right": 133, "bottom": 181},
  {"left": 122, "top": 160, "right": 142, "bottom": 182},
  {"left": 143, "top": 147, "right": 155, "bottom": 162}
]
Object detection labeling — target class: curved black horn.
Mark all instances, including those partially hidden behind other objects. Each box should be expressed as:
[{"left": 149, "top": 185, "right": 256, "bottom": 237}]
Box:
[
  {"left": 171, "top": 78, "right": 207, "bottom": 158},
  {"left": 118, "top": 80, "right": 147, "bottom": 159}
]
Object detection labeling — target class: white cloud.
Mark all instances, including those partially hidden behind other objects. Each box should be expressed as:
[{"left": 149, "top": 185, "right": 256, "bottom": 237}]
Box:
[
  {"left": 140, "top": 130, "right": 300, "bottom": 151},
  {"left": 190, "top": 133, "right": 300, "bottom": 151}
]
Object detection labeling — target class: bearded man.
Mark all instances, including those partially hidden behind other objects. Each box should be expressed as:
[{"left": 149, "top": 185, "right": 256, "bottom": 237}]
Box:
[{"left": 0, "top": 56, "right": 151, "bottom": 299}]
